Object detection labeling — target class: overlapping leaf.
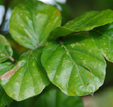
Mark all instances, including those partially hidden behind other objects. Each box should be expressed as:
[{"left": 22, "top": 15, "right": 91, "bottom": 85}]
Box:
[
  {"left": 0, "top": 63, "right": 12, "bottom": 107},
  {"left": 42, "top": 33, "right": 106, "bottom": 96},
  {"left": 9, "top": 0, "right": 61, "bottom": 49},
  {"left": 0, "top": 35, "right": 13, "bottom": 63},
  {"left": 0, "top": 86, "right": 12, "bottom": 107},
  {"left": 34, "top": 89, "right": 84, "bottom": 107},
  {"left": 90, "top": 22, "right": 113, "bottom": 62},
  {"left": 0, "top": 62, "right": 12, "bottom": 85},
  {"left": 10, "top": 88, "right": 83, "bottom": 107},
  {"left": 0, "top": 47, "right": 50, "bottom": 101},
  {"left": 0, "top": 62, "right": 12, "bottom": 76},
  {"left": 48, "top": 9, "right": 113, "bottom": 41}
]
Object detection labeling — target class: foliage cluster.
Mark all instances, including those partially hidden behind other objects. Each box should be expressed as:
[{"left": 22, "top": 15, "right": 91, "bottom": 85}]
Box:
[{"left": 1, "top": 0, "right": 113, "bottom": 106}]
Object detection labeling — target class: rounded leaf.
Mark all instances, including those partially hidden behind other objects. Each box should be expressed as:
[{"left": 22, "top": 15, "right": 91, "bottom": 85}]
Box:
[
  {"left": 42, "top": 33, "right": 106, "bottom": 96},
  {"left": 9, "top": 0, "right": 61, "bottom": 49},
  {"left": 0, "top": 35, "right": 13, "bottom": 63},
  {"left": 1, "top": 47, "right": 50, "bottom": 101}
]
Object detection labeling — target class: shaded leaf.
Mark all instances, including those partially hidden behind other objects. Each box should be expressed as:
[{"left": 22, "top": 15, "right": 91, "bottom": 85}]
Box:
[
  {"left": 48, "top": 9, "right": 113, "bottom": 41},
  {"left": 10, "top": 96, "right": 33, "bottom": 107},
  {"left": 0, "top": 86, "right": 12, "bottom": 107},
  {"left": 0, "top": 35, "right": 13, "bottom": 63},
  {"left": 34, "top": 88, "right": 84, "bottom": 107},
  {"left": 42, "top": 33, "right": 106, "bottom": 96},
  {"left": 90, "top": 22, "right": 113, "bottom": 62},
  {"left": 1, "top": 47, "right": 50, "bottom": 101},
  {"left": 9, "top": 0, "right": 61, "bottom": 49},
  {"left": 10, "top": 88, "right": 83, "bottom": 107}
]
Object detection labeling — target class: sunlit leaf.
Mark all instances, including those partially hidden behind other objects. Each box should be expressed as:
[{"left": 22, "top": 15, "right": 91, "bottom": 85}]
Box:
[
  {"left": 0, "top": 62, "right": 12, "bottom": 77},
  {"left": 48, "top": 9, "right": 113, "bottom": 41},
  {"left": 0, "top": 35, "right": 13, "bottom": 63},
  {"left": 9, "top": 0, "right": 61, "bottom": 49},
  {"left": 90, "top": 22, "right": 113, "bottom": 62},
  {"left": 42, "top": 33, "right": 106, "bottom": 96},
  {"left": 1, "top": 47, "right": 50, "bottom": 101},
  {"left": 0, "top": 62, "right": 12, "bottom": 107}
]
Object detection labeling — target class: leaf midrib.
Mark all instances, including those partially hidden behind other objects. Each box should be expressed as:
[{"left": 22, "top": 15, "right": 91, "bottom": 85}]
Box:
[
  {"left": 92, "top": 29, "right": 112, "bottom": 56},
  {"left": 60, "top": 41, "right": 85, "bottom": 86}
]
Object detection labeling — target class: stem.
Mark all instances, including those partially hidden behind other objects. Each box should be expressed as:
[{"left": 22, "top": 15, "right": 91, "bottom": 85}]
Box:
[
  {"left": 8, "top": 56, "right": 15, "bottom": 62},
  {"left": 1, "top": 54, "right": 15, "bottom": 62}
]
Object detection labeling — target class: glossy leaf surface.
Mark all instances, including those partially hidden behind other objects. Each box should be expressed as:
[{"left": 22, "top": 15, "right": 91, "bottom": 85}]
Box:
[
  {"left": 90, "top": 22, "right": 113, "bottom": 62},
  {"left": 34, "top": 89, "right": 84, "bottom": 107},
  {"left": 1, "top": 47, "right": 50, "bottom": 101},
  {"left": 42, "top": 33, "right": 106, "bottom": 96},
  {"left": 0, "top": 63, "right": 12, "bottom": 107},
  {"left": 0, "top": 35, "right": 13, "bottom": 63},
  {"left": 0, "top": 86, "right": 12, "bottom": 107},
  {"left": 48, "top": 9, "right": 113, "bottom": 41},
  {"left": 0, "top": 62, "right": 12, "bottom": 77},
  {"left": 9, "top": 0, "right": 61, "bottom": 49}
]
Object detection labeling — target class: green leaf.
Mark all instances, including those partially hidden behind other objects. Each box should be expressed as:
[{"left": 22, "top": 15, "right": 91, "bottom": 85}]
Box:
[
  {"left": 42, "top": 33, "right": 106, "bottom": 96},
  {"left": 1, "top": 47, "right": 50, "bottom": 101},
  {"left": 0, "top": 86, "right": 12, "bottom": 107},
  {"left": 0, "top": 62, "right": 12, "bottom": 76},
  {"left": 0, "top": 63, "right": 12, "bottom": 107},
  {"left": 34, "top": 89, "right": 84, "bottom": 107},
  {"left": 89, "top": 22, "right": 113, "bottom": 62},
  {"left": 0, "top": 35, "right": 13, "bottom": 63},
  {"left": 10, "top": 88, "right": 84, "bottom": 107},
  {"left": 48, "top": 9, "right": 113, "bottom": 41},
  {"left": 9, "top": 0, "right": 61, "bottom": 49}
]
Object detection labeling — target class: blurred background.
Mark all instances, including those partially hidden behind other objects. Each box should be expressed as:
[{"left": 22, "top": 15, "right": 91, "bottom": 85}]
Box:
[{"left": 0, "top": 0, "right": 113, "bottom": 107}]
